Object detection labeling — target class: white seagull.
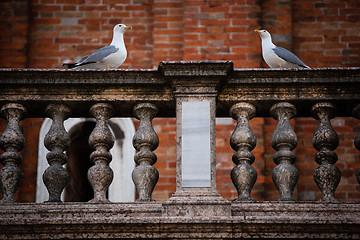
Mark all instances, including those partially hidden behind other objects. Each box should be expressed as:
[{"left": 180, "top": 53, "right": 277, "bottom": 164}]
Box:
[
  {"left": 63, "top": 24, "right": 131, "bottom": 69},
  {"left": 255, "top": 29, "right": 310, "bottom": 69}
]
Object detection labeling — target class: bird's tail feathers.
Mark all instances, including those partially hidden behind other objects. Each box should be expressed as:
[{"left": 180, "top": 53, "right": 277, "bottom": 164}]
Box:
[
  {"left": 62, "top": 61, "right": 97, "bottom": 69},
  {"left": 62, "top": 63, "right": 77, "bottom": 69}
]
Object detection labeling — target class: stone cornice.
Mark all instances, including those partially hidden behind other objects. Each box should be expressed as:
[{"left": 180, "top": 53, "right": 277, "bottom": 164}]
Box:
[{"left": 0, "top": 63, "right": 359, "bottom": 118}]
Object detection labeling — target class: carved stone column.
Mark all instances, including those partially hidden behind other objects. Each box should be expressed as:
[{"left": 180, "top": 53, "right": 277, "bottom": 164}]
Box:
[
  {"left": 0, "top": 103, "right": 26, "bottom": 203},
  {"left": 132, "top": 103, "right": 159, "bottom": 202},
  {"left": 312, "top": 102, "right": 340, "bottom": 203},
  {"left": 88, "top": 103, "right": 114, "bottom": 203},
  {"left": 160, "top": 61, "right": 231, "bottom": 217},
  {"left": 43, "top": 104, "right": 71, "bottom": 202},
  {"left": 352, "top": 104, "right": 360, "bottom": 184},
  {"left": 230, "top": 102, "right": 257, "bottom": 202},
  {"left": 270, "top": 102, "right": 298, "bottom": 202}
]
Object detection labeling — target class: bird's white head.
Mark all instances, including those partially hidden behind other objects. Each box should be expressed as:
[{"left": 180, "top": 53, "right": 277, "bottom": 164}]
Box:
[
  {"left": 114, "top": 24, "right": 132, "bottom": 34},
  {"left": 255, "top": 29, "right": 272, "bottom": 40}
]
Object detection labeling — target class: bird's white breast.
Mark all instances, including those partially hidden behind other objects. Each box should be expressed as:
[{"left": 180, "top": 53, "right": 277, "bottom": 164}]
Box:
[
  {"left": 263, "top": 48, "right": 286, "bottom": 68},
  {"left": 261, "top": 41, "right": 283, "bottom": 68},
  {"left": 102, "top": 46, "right": 127, "bottom": 69}
]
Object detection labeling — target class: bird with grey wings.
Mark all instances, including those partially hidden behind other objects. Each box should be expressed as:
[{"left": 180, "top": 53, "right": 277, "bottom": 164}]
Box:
[
  {"left": 255, "top": 29, "right": 310, "bottom": 69},
  {"left": 63, "top": 24, "right": 131, "bottom": 69}
]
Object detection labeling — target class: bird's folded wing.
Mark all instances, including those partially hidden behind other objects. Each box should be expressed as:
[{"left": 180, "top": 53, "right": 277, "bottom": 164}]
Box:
[
  {"left": 77, "top": 54, "right": 90, "bottom": 64},
  {"left": 77, "top": 45, "right": 119, "bottom": 65},
  {"left": 273, "top": 46, "right": 309, "bottom": 68}
]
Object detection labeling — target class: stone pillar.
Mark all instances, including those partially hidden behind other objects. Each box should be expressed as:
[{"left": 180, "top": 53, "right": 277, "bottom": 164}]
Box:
[
  {"left": 230, "top": 102, "right": 257, "bottom": 202},
  {"left": 0, "top": 103, "right": 26, "bottom": 203},
  {"left": 270, "top": 102, "right": 298, "bottom": 202},
  {"left": 312, "top": 102, "right": 340, "bottom": 203},
  {"left": 43, "top": 104, "right": 71, "bottom": 202},
  {"left": 352, "top": 104, "right": 360, "bottom": 184},
  {"left": 132, "top": 102, "right": 159, "bottom": 202},
  {"left": 87, "top": 103, "right": 114, "bottom": 203},
  {"left": 160, "top": 61, "right": 232, "bottom": 217}
]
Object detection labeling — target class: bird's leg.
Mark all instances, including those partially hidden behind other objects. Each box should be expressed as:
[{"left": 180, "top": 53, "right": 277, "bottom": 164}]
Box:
[{"left": 107, "top": 65, "right": 110, "bottom": 70}]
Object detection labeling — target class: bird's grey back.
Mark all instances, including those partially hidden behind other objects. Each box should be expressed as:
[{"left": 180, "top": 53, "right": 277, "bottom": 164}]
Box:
[
  {"left": 79, "top": 45, "right": 119, "bottom": 64},
  {"left": 273, "top": 46, "right": 309, "bottom": 68}
]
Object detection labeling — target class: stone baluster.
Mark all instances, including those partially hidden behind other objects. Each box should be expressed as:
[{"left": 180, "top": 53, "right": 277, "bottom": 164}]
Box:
[
  {"left": 132, "top": 103, "right": 159, "bottom": 202},
  {"left": 230, "top": 103, "right": 257, "bottom": 202},
  {"left": 352, "top": 104, "right": 360, "bottom": 184},
  {"left": 0, "top": 103, "right": 26, "bottom": 203},
  {"left": 43, "top": 104, "right": 71, "bottom": 202},
  {"left": 311, "top": 102, "right": 340, "bottom": 203},
  {"left": 88, "top": 103, "right": 114, "bottom": 203},
  {"left": 270, "top": 102, "right": 298, "bottom": 202}
]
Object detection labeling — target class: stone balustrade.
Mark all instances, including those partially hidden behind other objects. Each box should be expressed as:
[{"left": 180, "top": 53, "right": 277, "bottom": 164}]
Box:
[{"left": 0, "top": 62, "right": 359, "bottom": 239}]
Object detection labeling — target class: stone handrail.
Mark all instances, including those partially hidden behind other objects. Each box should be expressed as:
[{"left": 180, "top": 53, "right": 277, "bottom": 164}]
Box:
[
  {"left": 0, "top": 61, "right": 360, "bottom": 239},
  {"left": 1, "top": 62, "right": 358, "bottom": 117}
]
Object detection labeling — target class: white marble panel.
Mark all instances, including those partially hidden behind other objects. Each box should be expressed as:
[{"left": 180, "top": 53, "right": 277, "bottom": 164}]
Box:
[{"left": 181, "top": 101, "right": 211, "bottom": 187}]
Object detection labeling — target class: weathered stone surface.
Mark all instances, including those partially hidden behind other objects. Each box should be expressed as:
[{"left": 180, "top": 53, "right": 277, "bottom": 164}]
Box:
[
  {"left": 88, "top": 103, "right": 114, "bottom": 203},
  {"left": 270, "top": 102, "right": 298, "bottom": 202},
  {"left": 0, "top": 103, "right": 26, "bottom": 203},
  {"left": 312, "top": 102, "right": 341, "bottom": 203},
  {"left": 352, "top": 104, "right": 360, "bottom": 184},
  {"left": 230, "top": 102, "right": 257, "bottom": 202},
  {"left": 161, "top": 61, "right": 233, "bottom": 217},
  {"left": 0, "top": 68, "right": 173, "bottom": 118},
  {"left": 0, "top": 63, "right": 360, "bottom": 239},
  {"left": 162, "top": 189, "right": 231, "bottom": 217},
  {"left": 0, "top": 66, "right": 359, "bottom": 118},
  {"left": 132, "top": 102, "right": 159, "bottom": 202},
  {"left": 43, "top": 104, "right": 71, "bottom": 202},
  {"left": 219, "top": 67, "right": 360, "bottom": 117},
  {"left": 0, "top": 202, "right": 359, "bottom": 239}
]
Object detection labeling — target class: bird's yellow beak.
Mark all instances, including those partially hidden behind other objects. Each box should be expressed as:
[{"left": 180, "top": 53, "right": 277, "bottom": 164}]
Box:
[
  {"left": 254, "top": 29, "right": 261, "bottom": 33},
  {"left": 125, "top": 26, "right": 132, "bottom": 30}
]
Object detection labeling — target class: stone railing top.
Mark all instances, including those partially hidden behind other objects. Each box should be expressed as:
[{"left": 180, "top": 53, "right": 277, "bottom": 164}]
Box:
[
  {"left": 0, "top": 61, "right": 359, "bottom": 117},
  {"left": 1, "top": 202, "right": 359, "bottom": 239},
  {"left": 159, "top": 60, "right": 233, "bottom": 77}
]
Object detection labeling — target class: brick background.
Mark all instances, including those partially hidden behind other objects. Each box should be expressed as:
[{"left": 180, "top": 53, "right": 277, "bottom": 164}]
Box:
[
  {"left": 0, "top": 0, "right": 359, "bottom": 202},
  {"left": 293, "top": 0, "right": 360, "bottom": 67},
  {"left": 0, "top": 0, "right": 29, "bottom": 68}
]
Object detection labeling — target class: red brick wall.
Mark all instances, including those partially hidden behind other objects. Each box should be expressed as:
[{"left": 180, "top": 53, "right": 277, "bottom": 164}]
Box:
[
  {"left": 0, "top": 0, "right": 29, "bottom": 68},
  {"left": 183, "top": 0, "right": 261, "bottom": 67},
  {"left": 151, "top": 118, "right": 177, "bottom": 200},
  {"left": 293, "top": 0, "right": 360, "bottom": 67},
  {"left": 153, "top": 0, "right": 183, "bottom": 64},
  {"left": 0, "top": 0, "right": 359, "bottom": 202},
  {"left": 2, "top": 0, "right": 359, "bottom": 69}
]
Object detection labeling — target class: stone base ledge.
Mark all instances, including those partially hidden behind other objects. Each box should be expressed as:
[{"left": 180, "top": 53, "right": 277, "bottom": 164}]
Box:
[
  {"left": 232, "top": 202, "right": 360, "bottom": 221},
  {"left": 0, "top": 202, "right": 359, "bottom": 239},
  {"left": 162, "top": 189, "right": 231, "bottom": 217},
  {"left": 0, "top": 202, "right": 163, "bottom": 225}
]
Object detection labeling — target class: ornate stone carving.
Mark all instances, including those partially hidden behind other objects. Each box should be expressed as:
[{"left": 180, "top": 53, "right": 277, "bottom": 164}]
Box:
[
  {"left": 270, "top": 102, "right": 298, "bottom": 202},
  {"left": 132, "top": 103, "right": 159, "bottom": 202},
  {"left": 88, "top": 103, "right": 114, "bottom": 203},
  {"left": 0, "top": 103, "right": 26, "bottom": 203},
  {"left": 312, "top": 102, "right": 340, "bottom": 203},
  {"left": 43, "top": 104, "right": 71, "bottom": 202},
  {"left": 230, "top": 102, "right": 257, "bottom": 202},
  {"left": 352, "top": 104, "right": 360, "bottom": 184}
]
